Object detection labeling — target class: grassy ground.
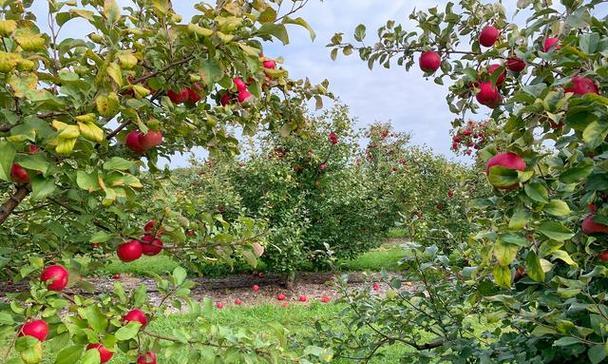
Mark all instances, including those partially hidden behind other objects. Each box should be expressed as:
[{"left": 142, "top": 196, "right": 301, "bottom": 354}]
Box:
[{"left": 100, "top": 241, "right": 408, "bottom": 278}]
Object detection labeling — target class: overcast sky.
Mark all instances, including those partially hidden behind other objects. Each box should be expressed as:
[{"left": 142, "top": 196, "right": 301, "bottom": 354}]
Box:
[{"left": 28, "top": 1, "right": 607, "bottom": 166}]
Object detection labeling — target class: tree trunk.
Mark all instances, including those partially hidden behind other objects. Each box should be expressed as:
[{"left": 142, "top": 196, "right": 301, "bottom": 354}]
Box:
[{"left": 0, "top": 186, "right": 30, "bottom": 226}]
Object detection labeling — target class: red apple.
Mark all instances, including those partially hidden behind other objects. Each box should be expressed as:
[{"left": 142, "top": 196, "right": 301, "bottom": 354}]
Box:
[
  {"left": 479, "top": 25, "right": 499, "bottom": 47},
  {"left": 475, "top": 81, "right": 501, "bottom": 108},
  {"left": 543, "top": 37, "right": 560, "bottom": 52},
  {"left": 86, "top": 343, "right": 113, "bottom": 364},
  {"left": 112, "top": 273, "right": 121, "bottom": 280},
  {"left": 137, "top": 352, "right": 157, "bottom": 364},
  {"left": 599, "top": 251, "right": 608, "bottom": 262},
  {"left": 219, "top": 91, "right": 233, "bottom": 106},
  {"left": 506, "top": 57, "right": 526, "bottom": 73},
  {"left": 216, "top": 302, "right": 224, "bottom": 309},
  {"left": 141, "top": 234, "right": 163, "bottom": 256},
  {"left": 139, "top": 130, "right": 163, "bottom": 150},
  {"left": 144, "top": 220, "right": 156, "bottom": 233},
  {"left": 10, "top": 163, "right": 29, "bottom": 184},
  {"left": 298, "top": 295, "right": 308, "bottom": 302},
  {"left": 419, "top": 51, "right": 441, "bottom": 73},
  {"left": 328, "top": 132, "right": 338, "bottom": 145},
  {"left": 564, "top": 76, "right": 599, "bottom": 96},
  {"left": 185, "top": 229, "right": 195, "bottom": 237},
  {"left": 233, "top": 77, "right": 248, "bottom": 91},
  {"left": 40, "top": 265, "right": 69, "bottom": 291},
  {"left": 319, "top": 163, "right": 328, "bottom": 171},
  {"left": 117, "top": 240, "right": 143, "bottom": 262},
  {"left": 486, "top": 152, "right": 526, "bottom": 174},
  {"left": 487, "top": 64, "right": 506, "bottom": 86},
  {"left": 167, "top": 88, "right": 189, "bottom": 104},
  {"left": 582, "top": 215, "right": 608, "bottom": 235},
  {"left": 277, "top": 293, "right": 286, "bottom": 301},
  {"left": 27, "top": 144, "right": 40, "bottom": 154},
  {"left": 252, "top": 284, "right": 260, "bottom": 292},
  {"left": 123, "top": 309, "right": 148, "bottom": 327},
  {"left": 320, "top": 296, "right": 331, "bottom": 303},
  {"left": 126, "top": 130, "right": 146, "bottom": 154},
  {"left": 234, "top": 298, "right": 242, "bottom": 305},
  {"left": 20, "top": 320, "right": 49, "bottom": 341},
  {"left": 263, "top": 59, "right": 277, "bottom": 69},
  {"left": 372, "top": 282, "right": 380, "bottom": 291},
  {"left": 238, "top": 89, "right": 253, "bottom": 103}
]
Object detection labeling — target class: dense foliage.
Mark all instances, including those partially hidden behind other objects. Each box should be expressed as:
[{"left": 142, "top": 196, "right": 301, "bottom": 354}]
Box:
[
  {"left": 323, "top": 0, "right": 608, "bottom": 362},
  {"left": 172, "top": 105, "right": 473, "bottom": 274}
]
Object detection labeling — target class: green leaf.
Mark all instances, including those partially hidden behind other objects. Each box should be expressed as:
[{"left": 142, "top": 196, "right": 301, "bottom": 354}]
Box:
[
  {"left": 31, "top": 175, "right": 56, "bottom": 200},
  {"left": 242, "top": 250, "right": 257, "bottom": 268},
  {"left": 545, "top": 200, "right": 571, "bottom": 217},
  {"left": 526, "top": 251, "right": 545, "bottom": 282},
  {"left": 104, "top": 0, "right": 120, "bottom": 24},
  {"left": 77, "top": 171, "right": 100, "bottom": 192},
  {"left": 81, "top": 347, "right": 101, "bottom": 364},
  {"left": 353, "top": 24, "right": 366, "bottom": 42},
  {"left": 552, "top": 250, "right": 578, "bottom": 267},
  {"left": 509, "top": 207, "right": 529, "bottom": 230},
  {"left": 172, "top": 266, "right": 187, "bottom": 285},
  {"left": 80, "top": 305, "right": 108, "bottom": 333},
  {"left": 582, "top": 121, "right": 608, "bottom": 148},
  {"left": 259, "top": 7, "right": 277, "bottom": 23},
  {"left": 115, "top": 321, "right": 141, "bottom": 341},
  {"left": 488, "top": 166, "right": 520, "bottom": 189},
  {"left": 0, "top": 141, "right": 16, "bottom": 182},
  {"left": 538, "top": 221, "right": 575, "bottom": 241},
  {"left": 525, "top": 182, "right": 548, "bottom": 203},
  {"left": 579, "top": 32, "right": 600, "bottom": 54},
  {"left": 560, "top": 162, "right": 593, "bottom": 184},
  {"left": 0, "top": 311, "right": 14, "bottom": 325},
  {"left": 281, "top": 16, "right": 316, "bottom": 41},
  {"left": 492, "top": 265, "right": 511, "bottom": 288},
  {"left": 494, "top": 240, "right": 519, "bottom": 266},
  {"left": 257, "top": 24, "right": 289, "bottom": 45},
  {"left": 553, "top": 336, "right": 581, "bottom": 346},
  {"left": 103, "top": 157, "right": 133, "bottom": 171},
  {"left": 200, "top": 59, "right": 224, "bottom": 84},
  {"left": 54, "top": 345, "right": 83, "bottom": 364},
  {"left": 17, "top": 155, "right": 49, "bottom": 174},
  {"left": 588, "top": 344, "right": 607, "bottom": 364},
  {"left": 90, "top": 231, "right": 114, "bottom": 243}
]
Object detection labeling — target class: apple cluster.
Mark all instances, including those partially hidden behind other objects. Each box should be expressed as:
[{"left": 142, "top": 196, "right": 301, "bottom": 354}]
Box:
[
  {"left": 450, "top": 120, "right": 493, "bottom": 156},
  {"left": 117, "top": 220, "right": 164, "bottom": 263}
]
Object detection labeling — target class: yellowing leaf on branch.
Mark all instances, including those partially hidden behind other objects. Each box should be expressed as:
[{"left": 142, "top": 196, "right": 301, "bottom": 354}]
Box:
[
  {"left": 14, "top": 29, "right": 46, "bottom": 51},
  {"left": 77, "top": 121, "right": 104, "bottom": 143},
  {"left": 96, "top": 92, "right": 120, "bottom": 118},
  {"left": 106, "top": 62, "right": 123, "bottom": 87}
]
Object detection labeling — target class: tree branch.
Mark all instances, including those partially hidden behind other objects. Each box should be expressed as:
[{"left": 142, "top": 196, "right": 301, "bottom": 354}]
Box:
[
  {"left": 0, "top": 186, "right": 31, "bottom": 225},
  {"left": 131, "top": 55, "right": 195, "bottom": 85}
]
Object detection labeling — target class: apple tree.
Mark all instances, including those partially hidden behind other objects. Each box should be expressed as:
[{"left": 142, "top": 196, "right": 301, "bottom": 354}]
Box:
[
  {"left": 0, "top": 0, "right": 333, "bottom": 363},
  {"left": 323, "top": 0, "right": 608, "bottom": 362}
]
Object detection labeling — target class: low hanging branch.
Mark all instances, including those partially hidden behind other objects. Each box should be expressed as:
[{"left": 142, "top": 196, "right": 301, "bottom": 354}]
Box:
[{"left": 0, "top": 186, "right": 31, "bottom": 225}]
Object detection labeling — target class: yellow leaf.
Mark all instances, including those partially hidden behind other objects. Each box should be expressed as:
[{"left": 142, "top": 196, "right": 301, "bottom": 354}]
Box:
[
  {"left": 96, "top": 92, "right": 120, "bottom": 118},
  {"left": 107, "top": 62, "right": 123, "bottom": 86},
  {"left": 0, "top": 52, "right": 19, "bottom": 73},
  {"left": 187, "top": 23, "right": 213, "bottom": 37},
  {"left": 78, "top": 122, "right": 104, "bottom": 143},
  {"left": 0, "top": 20, "right": 17, "bottom": 36},
  {"left": 133, "top": 84, "right": 150, "bottom": 99},
  {"left": 75, "top": 113, "right": 97, "bottom": 124},
  {"left": 55, "top": 138, "right": 77, "bottom": 155},
  {"left": 14, "top": 29, "right": 46, "bottom": 51},
  {"left": 117, "top": 52, "right": 138, "bottom": 70}
]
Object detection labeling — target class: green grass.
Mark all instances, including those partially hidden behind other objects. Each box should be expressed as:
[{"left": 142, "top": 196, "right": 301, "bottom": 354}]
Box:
[
  {"left": 386, "top": 227, "right": 408, "bottom": 239},
  {"left": 339, "top": 244, "right": 406, "bottom": 272},
  {"left": 101, "top": 255, "right": 180, "bottom": 276}
]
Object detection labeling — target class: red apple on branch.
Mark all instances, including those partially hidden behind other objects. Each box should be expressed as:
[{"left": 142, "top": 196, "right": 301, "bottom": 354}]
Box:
[
  {"left": 139, "top": 130, "right": 163, "bottom": 150},
  {"left": 167, "top": 88, "right": 190, "bottom": 104},
  {"left": 137, "top": 352, "right": 157, "bottom": 364},
  {"left": 117, "top": 240, "right": 143, "bottom": 262},
  {"left": 40, "top": 265, "right": 69, "bottom": 291},
  {"left": 20, "top": 320, "right": 49, "bottom": 341},
  {"left": 86, "top": 343, "right": 113, "bottom": 364},
  {"left": 599, "top": 251, "right": 608, "bottom": 262},
  {"left": 141, "top": 234, "right": 163, "bottom": 256},
  {"left": 506, "top": 57, "right": 526, "bottom": 73},
  {"left": 564, "top": 76, "right": 599, "bottom": 96},
  {"left": 543, "top": 37, "right": 560, "bottom": 52},
  {"left": 479, "top": 25, "right": 499, "bottom": 47},
  {"left": 582, "top": 215, "right": 608, "bottom": 235},
  {"left": 475, "top": 81, "right": 501, "bottom": 108},
  {"left": 126, "top": 130, "right": 146, "bottom": 154},
  {"left": 123, "top": 309, "right": 148, "bottom": 327},
  {"left": 487, "top": 64, "right": 506, "bottom": 86},
  {"left": 418, "top": 51, "right": 441, "bottom": 73},
  {"left": 10, "top": 163, "right": 29, "bottom": 184}
]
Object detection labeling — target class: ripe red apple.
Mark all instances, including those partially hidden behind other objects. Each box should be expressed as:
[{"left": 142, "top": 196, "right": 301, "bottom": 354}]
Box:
[
  {"left": 233, "top": 77, "right": 248, "bottom": 91},
  {"left": 139, "top": 130, "right": 163, "bottom": 150},
  {"left": 372, "top": 282, "right": 380, "bottom": 291},
  {"left": 543, "top": 37, "right": 560, "bottom": 52},
  {"left": 10, "top": 163, "right": 29, "bottom": 184},
  {"left": 86, "top": 343, "right": 113, "bottom": 364},
  {"left": 582, "top": 215, "right": 608, "bottom": 235},
  {"left": 487, "top": 64, "right": 506, "bottom": 86},
  {"left": 140, "top": 234, "right": 163, "bottom": 256},
  {"left": 506, "top": 57, "right": 526, "bottom": 73},
  {"left": 298, "top": 295, "right": 308, "bottom": 302},
  {"left": 167, "top": 88, "right": 189, "bottom": 104},
  {"left": 234, "top": 298, "right": 242, "bottom": 305},
  {"left": 564, "top": 76, "right": 599, "bottom": 96},
  {"left": 277, "top": 293, "right": 286, "bottom": 301},
  {"left": 238, "top": 89, "right": 253, "bottom": 103},
  {"left": 143, "top": 220, "right": 156, "bottom": 233},
  {"left": 263, "top": 59, "right": 277, "bottom": 69},
  {"left": 126, "top": 130, "right": 146, "bottom": 154},
  {"left": 20, "top": 320, "right": 48, "bottom": 341},
  {"left": 137, "top": 352, "right": 157, "bottom": 364},
  {"left": 599, "top": 251, "right": 608, "bottom": 262},
  {"left": 186, "top": 83, "right": 204, "bottom": 105},
  {"left": 185, "top": 229, "right": 195, "bottom": 237},
  {"left": 219, "top": 91, "right": 233, "bottom": 106},
  {"left": 117, "top": 240, "right": 143, "bottom": 262},
  {"left": 479, "top": 25, "right": 499, "bottom": 47},
  {"left": 319, "top": 163, "right": 328, "bottom": 171},
  {"left": 252, "top": 284, "right": 260, "bottom": 292},
  {"left": 418, "top": 51, "right": 441, "bottom": 73},
  {"left": 328, "top": 132, "right": 338, "bottom": 145},
  {"left": 27, "top": 144, "right": 40, "bottom": 154},
  {"left": 216, "top": 302, "right": 224, "bottom": 309},
  {"left": 486, "top": 152, "right": 526, "bottom": 174},
  {"left": 447, "top": 190, "right": 454, "bottom": 198},
  {"left": 320, "top": 296, "right": 331, "bottom": 303},
  {"left": 40, "top": 265, "right": 69, "bottom": 291},
  {"left": 123, "top": 309, "right": 148, "bottom": 327},
  {"left": 475, "top": 81, "right": 501, "bottom": 108},
  {"left": 112, "top": 273, "right": 121, "bottom": 280}
]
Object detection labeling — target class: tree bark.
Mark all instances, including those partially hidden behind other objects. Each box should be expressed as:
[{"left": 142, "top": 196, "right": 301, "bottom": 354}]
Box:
[{"left": 0, "top": 186, "right": 30, "bottom": 226}]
